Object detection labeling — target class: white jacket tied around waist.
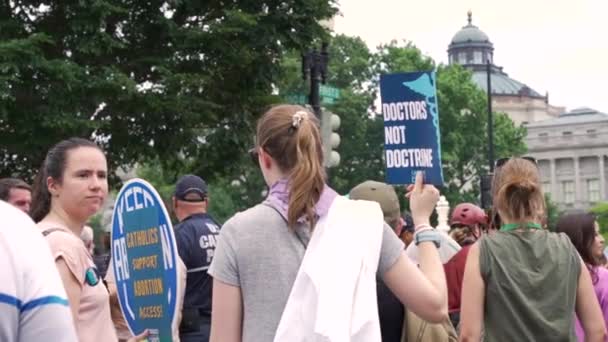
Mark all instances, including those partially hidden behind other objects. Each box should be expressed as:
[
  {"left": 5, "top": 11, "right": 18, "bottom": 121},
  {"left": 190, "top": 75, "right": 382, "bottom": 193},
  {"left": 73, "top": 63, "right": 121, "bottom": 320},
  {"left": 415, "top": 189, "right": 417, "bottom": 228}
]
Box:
[{"left": 274, "top": 196, "right": 385, "bottom": 342}]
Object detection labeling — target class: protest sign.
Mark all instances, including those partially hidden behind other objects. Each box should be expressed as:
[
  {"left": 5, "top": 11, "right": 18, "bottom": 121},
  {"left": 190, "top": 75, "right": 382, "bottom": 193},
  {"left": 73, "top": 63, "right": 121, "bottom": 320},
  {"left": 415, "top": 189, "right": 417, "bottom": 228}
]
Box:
[
  {"left": 380, "top": 71, "right": 444, "bottom": 185},
  {"left": 111, "top": 179, "right": 179, "bottom": 342}
]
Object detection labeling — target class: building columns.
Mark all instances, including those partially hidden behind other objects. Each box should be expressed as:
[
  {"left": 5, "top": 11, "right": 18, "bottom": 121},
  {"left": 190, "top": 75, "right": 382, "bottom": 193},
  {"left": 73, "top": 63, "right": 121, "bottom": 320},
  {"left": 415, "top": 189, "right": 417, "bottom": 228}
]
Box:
[
  {"left": 550, "top": 159, "right": 558, "bottom": 201},
  {"left": 600, "top": 155, "right": 606, "bottom": 201},
  {"left": 574, "top": 157, "right": 581, "bottom": 205}
]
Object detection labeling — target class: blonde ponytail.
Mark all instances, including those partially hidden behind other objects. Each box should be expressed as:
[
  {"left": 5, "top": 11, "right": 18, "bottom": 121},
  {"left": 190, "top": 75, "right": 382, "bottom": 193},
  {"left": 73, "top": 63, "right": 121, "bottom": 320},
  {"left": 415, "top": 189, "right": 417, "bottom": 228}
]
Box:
[
  {"left": 288, "top": 116, "right": 326, "bottom": 229},
  {"left": 256, "top": 105, "right": 326, "bottom": 229},
  {"left": 492, "top": 158, "right": 545, "bottom": 224}
]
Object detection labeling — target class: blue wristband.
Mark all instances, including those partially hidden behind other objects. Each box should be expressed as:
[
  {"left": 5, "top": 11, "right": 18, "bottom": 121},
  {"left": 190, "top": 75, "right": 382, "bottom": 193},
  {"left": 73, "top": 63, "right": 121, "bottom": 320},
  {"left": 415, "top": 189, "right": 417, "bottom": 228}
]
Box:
[{"left": 415, "top": 230, "right": 441, "bottom": 248}]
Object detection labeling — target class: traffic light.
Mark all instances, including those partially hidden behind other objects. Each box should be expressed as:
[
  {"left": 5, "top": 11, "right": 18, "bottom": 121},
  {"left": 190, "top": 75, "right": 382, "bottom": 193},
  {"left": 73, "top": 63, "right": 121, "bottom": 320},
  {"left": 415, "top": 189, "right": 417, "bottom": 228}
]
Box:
[{"left": 321, "top": 109, "right": 341, "bottom": 168}]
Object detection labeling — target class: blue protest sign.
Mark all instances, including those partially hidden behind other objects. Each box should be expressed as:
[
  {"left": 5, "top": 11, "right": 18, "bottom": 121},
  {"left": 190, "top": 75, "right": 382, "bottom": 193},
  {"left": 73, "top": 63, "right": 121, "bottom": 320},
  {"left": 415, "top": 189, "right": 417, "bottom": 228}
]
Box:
[
  {"left": 111, "top": 179, "right": 179, "bottom": 342},
  {"left": 379, "top": 71, "right": 444, "bottom": 185}
]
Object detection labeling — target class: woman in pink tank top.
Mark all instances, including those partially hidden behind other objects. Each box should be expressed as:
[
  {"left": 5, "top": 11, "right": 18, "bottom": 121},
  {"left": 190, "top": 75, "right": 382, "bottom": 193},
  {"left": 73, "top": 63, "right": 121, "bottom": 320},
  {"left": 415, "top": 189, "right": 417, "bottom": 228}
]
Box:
[
  {"left": 557, "top": 213, "right": 608, "bottom": 342},
  {"left": 31, "top": 138, "right": 148, "bottom": 342}
]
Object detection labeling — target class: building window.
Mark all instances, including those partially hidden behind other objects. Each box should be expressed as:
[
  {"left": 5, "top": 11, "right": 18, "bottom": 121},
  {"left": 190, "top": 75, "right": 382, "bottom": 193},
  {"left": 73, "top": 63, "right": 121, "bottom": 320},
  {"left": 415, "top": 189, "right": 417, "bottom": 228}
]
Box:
[
  {"left": 588, "top": 179, "right": 600, "bottom": 202},
  {"left": 542, "top": 182, "right": 551, "bottom": 194},
  {"left": 539, "top": 132, "right": 548, "bottom": 137},
  {"left": 563, "top": 131, "right": 573, "bottom": 136},
  {"left": 459, "top": 52, "right": 466, "bottom": 64},
  {"left": 474, "top": 51, "right": 483, "bottom": 64},
  {"left": 562, "top": 181, "right": 575, "bottom": 204}
]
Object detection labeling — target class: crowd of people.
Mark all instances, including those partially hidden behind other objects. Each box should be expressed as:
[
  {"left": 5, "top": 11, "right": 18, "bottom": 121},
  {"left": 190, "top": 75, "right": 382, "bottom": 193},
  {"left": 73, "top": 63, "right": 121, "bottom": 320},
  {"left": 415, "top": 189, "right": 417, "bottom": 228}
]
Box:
[{"left": 1, "top": 104, "right": 608, "bottom": 341}]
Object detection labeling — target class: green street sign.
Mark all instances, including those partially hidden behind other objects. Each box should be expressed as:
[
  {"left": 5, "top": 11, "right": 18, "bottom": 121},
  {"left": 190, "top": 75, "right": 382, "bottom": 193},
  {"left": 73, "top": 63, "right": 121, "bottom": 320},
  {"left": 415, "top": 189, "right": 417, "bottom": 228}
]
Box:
[
  {"left": 319, "top": 85, "right": 340, "bottom": 99},
  {"left": 285, "top": 94, "right": 307, "bottom": 105},
  {"left": 284, "top": 85, "right": 340, "bottom": 106}
]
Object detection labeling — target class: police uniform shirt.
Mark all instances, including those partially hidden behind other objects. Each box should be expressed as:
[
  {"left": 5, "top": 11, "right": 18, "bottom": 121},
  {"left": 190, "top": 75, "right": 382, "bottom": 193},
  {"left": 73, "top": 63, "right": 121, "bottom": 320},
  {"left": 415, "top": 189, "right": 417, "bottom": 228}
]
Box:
[{"left": 174, "top": 212, "right": 220, "bottom": 314}]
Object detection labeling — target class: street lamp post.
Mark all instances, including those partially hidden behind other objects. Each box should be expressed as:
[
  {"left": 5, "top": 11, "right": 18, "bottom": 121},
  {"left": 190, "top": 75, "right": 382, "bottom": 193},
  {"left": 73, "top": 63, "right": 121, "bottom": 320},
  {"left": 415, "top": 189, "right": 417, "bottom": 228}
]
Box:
[
  {"left": 486, "top": 59, "right": 494, "bottom": 173},
  {"left": 481, "top": 59, "right": 494, "bottom": 209},
  {"left": 301, "top": 42, "right": 329, "bottom": 119}
]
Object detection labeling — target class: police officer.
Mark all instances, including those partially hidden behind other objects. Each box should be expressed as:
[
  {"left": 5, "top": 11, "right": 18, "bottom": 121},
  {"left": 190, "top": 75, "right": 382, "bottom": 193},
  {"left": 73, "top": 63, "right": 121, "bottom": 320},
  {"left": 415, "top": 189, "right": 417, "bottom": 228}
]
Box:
[{"left": 172, "top": 175, "right": 220, "bottom": 342}]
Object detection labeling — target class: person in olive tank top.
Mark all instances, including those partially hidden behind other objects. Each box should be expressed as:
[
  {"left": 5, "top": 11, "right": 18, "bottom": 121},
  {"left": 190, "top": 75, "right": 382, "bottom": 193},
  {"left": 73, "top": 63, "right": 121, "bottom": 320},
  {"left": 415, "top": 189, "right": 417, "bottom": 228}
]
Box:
[{"left": 459, "top": 157, "right": 606, "bottom": 342}]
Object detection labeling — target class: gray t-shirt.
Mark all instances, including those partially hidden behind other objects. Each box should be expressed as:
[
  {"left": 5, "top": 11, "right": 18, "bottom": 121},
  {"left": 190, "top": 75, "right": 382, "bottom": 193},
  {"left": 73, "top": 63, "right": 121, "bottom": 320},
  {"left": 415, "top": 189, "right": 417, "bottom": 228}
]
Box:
[{"left": 208, "top": 203, "right": 404, "bottom": 342}]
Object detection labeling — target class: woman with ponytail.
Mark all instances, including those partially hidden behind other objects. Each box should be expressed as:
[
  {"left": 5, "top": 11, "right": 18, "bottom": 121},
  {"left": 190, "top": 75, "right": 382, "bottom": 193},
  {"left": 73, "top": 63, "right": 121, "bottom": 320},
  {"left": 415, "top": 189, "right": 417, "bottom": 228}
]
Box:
[
  {"left": 459, "top": 158, "right": 606, "bottom": 341},
  {"left": 32, "top": 138, "right": 147, "bottom": 342},
  {"left": 209, "top": 105, "right": 448, "bottom": 342}
]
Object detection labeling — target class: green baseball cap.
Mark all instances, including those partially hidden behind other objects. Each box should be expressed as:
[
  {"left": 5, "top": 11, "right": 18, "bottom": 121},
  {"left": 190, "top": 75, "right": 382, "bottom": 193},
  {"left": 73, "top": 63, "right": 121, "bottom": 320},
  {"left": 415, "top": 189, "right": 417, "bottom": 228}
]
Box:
[{"left": 349, "top": 180, "right": 401, "bottom": 227}]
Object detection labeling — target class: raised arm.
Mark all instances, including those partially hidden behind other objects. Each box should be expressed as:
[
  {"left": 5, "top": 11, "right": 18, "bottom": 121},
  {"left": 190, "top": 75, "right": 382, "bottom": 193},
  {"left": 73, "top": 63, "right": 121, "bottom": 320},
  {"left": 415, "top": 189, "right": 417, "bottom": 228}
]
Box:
[{"left": 382, "top": 172, "right": 447, "bottom": 323}]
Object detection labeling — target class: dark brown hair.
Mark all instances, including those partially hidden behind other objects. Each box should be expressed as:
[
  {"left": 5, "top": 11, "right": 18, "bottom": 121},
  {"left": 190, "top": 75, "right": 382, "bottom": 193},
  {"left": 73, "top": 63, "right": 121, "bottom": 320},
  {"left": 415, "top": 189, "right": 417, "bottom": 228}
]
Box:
[
  {"left": 492, "top": 158, "right": 545, "bottom": 225},
  {"left": 31, "top": 138, "right": 102, "bottom": 222},
  {"left": 0, "top": 178, "right": 31, "bottom": 201},
  {"left": 256, "top": 105, "right": 325, "bottom": 229},
  {"left": 555, "top": 213, "right": 599, "bottom": 267}
]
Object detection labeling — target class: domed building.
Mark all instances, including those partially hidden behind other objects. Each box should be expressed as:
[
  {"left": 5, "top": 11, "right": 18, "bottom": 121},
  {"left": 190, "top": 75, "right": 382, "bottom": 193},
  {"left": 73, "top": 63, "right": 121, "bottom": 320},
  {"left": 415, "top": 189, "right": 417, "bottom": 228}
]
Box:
[{"left": 448, "top": 12, "right": 565, "bottom": 125}]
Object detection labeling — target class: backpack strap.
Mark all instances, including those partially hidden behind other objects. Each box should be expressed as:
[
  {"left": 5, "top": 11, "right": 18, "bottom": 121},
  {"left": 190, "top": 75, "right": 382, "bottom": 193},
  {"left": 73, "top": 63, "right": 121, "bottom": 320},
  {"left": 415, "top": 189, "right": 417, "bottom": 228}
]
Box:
[
  {"left": 262, "top": 202, "right": 308, "bottom": 249},
  {"left": 42, "top": 227, "right": 67, "bottom": 237}
]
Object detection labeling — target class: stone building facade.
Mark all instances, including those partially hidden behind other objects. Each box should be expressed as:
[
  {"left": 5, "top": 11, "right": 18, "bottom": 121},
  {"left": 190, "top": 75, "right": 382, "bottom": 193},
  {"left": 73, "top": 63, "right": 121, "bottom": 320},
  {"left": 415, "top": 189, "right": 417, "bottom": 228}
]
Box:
[
  {"left": 525, "top": 108, "right": 608, "bottom": 210},
  {"left": 446, "top": 12, "right": 608, "bottom": 211}
]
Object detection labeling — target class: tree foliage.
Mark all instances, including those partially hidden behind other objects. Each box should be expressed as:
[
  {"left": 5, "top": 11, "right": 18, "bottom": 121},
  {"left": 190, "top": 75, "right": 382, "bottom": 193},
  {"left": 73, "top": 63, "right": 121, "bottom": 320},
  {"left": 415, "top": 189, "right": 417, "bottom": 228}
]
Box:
[
  {"left": 137, "top": 154, "right": 266, "bottom": 225},
  {"left": 591, "top": 202, "right": 608, "bottom": 237},
  {"left": 545, "top": 193, "right": 561, "bottom": 230},
  {"left": 135, "top": 35, "right": 529, "bottom": 220},
  {"left": 0, "top": 0, "right": 337, "bottom": 181},
  {"left": 315, "top": 39, "right": 527, "bottom": 207},
  {"left": 434, "top": 64, "right": 527, "bottom": 205}
]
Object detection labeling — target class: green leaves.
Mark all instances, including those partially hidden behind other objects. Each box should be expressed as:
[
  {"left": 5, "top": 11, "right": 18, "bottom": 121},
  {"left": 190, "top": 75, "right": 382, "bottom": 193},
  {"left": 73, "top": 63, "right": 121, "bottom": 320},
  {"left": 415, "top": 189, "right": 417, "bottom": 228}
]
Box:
[
  {"left": 545, "top": 193, "right": 561, "bottom": 231},
  {"left": 274, "top": 37, "right": 528, "bottom": 208},
  {"left": 1, "top": 0, "right": 337, "bottom": 184},
  {"left": 591, "top": 202, "right": 608, "bottom": 235}
]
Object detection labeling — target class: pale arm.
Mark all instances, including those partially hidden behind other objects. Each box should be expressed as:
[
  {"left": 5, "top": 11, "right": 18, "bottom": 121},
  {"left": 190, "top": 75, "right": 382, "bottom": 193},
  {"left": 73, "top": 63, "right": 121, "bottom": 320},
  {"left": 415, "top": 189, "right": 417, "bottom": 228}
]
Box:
[
  {"left": 383, "top": 172, "right": 448, "bottom": 323},
  {"left": 55, "top": 258, "right": 81, "bottom": 330},
  {"left": 210, "top": 278, "right": 243, "bottom": 342},
  {"left": 458, "top": 243, "right": 484, "bottom": 342},
  {"left": 576, "top": 260, "right": 607, "bottom": 342}
]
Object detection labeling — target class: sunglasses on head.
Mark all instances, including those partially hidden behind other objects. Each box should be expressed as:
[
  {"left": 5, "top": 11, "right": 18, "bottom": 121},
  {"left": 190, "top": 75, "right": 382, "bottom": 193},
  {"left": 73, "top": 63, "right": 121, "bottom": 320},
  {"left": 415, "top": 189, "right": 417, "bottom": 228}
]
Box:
[{"left": 494, "top": 156, "right": 537, "bottom": 169}]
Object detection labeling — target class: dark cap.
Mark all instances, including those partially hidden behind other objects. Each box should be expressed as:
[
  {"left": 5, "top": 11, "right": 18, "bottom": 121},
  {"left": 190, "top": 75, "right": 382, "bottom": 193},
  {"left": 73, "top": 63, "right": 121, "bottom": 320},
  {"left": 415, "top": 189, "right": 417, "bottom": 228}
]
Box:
[{"left": 174, "top": 175, "right": 208, "bottom": 202}]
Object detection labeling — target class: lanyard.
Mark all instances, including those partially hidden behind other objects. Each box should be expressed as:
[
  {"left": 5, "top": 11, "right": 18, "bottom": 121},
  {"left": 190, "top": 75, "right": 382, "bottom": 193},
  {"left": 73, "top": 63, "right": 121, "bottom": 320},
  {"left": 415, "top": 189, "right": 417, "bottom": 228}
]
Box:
[{"left": 500, "top": 222, "right": 542, "bottom": 232}]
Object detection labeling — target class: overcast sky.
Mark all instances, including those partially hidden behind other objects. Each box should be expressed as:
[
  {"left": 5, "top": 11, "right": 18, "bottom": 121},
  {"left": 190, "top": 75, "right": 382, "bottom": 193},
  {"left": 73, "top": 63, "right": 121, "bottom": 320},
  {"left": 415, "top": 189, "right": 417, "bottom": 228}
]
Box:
[{"left": 333, "top": 0, "right": 608, "bottom": 113}]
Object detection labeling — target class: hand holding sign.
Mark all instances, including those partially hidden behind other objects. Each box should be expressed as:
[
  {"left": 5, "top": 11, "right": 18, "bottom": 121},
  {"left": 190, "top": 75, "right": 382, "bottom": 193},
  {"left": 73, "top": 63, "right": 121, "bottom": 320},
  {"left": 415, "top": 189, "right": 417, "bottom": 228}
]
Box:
[
  {"left": 404, "top": 172, "right": 460, "bottom": 264},
  {"left": 406, "top": 172, "right": 440, "bottom": 228},
  {"left": 127, "top": 329, "right": 150, "bottom": 342}
]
